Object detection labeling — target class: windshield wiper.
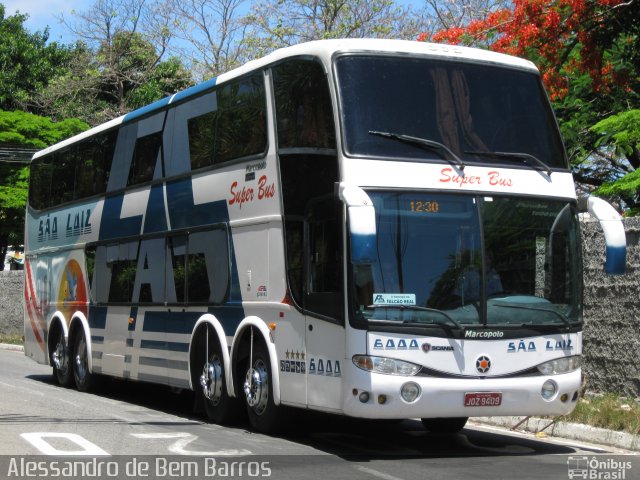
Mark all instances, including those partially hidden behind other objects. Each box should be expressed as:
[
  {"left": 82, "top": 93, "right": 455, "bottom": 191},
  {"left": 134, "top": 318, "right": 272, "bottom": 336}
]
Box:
[
  {"left": 369, "top": 130, "right": 465, "bottom": 171},
  {"left": 466, "top": 150, "right": 552, "bottom": 176},
  {"left": 492, "top": 303, "right": 572, "bottom": 328},
  {"left": 366, "top": 304, "right": 465, "bottom": 331}
]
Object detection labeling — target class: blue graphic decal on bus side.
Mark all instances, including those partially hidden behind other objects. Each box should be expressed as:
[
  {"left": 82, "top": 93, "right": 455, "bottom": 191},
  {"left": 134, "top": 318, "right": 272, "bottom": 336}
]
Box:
[
  {"left": 140, "top": 339, "right": 190, "bottom": 352},
  {"left": 143, "top": 184, "right": 168, "bottom": 233},
  {"left": 165, "top": 178, "right": 229, "bottom": 229},
  {"left": 128, "top": 306, "right": 138, "bottom": 331},
  {"left": 100, "top": 195, "right": 144, "bottom": 240},
  {"left": 170, "top": 77, "right": 217, "bottom": 104},
  {"left": 88, "top": 306, "right": 107, "bottom": 329},
  {"left": 123, "top": 97, "right": 172, "bottom": 123},
  {"left": 141, "top": 307, "right": 244, "bottom": 336}
]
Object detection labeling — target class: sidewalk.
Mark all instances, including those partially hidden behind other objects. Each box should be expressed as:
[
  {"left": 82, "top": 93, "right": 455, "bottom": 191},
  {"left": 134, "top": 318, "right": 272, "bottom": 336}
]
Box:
[
  {"left": 473, "top": 416, "right": 640, "bottom": 452},
  {"left": 0, "top": 342, "right": 24, "bottom": 352},
  {"left": 2, "top": 342, "right": 638, "bottom": 452}
]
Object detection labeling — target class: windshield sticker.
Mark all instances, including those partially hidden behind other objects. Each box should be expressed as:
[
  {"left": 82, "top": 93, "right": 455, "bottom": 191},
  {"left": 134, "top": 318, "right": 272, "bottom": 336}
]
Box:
[{"left": 372, "top": 293, "right": 416, "bottom": 306}]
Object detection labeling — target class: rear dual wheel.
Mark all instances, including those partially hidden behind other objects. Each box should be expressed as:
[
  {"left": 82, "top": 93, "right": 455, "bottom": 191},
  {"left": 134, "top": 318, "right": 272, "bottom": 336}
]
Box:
[
  {"left": 243, "top": 341, "right": 283, "bottom": 434},
  {"left": 195, "top": 330, "right": 241, "bottom": 424},
  {"left": 51, "top": 332, "right": 74, "bottom": 387},
  {"left": 72, "top": 329, "right": 95, "bottom": 392}
]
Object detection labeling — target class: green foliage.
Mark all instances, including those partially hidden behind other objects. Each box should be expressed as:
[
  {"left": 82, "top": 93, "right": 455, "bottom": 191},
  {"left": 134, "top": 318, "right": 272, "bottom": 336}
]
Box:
[
  {"left": 0, "top": 109, "right": 88, "bottom": 265},
  {"left": 0, "top": 165, "right": 28, "bottom": 210},
  {"left": 565, "top": 394, "right": 640, "bottom": 435},
  {"left": 0, "top": 5, "right": 73, "bottom": 111},
  {"left": 596, "top": 169, "right": 640, "bottom": 204},
  {"left": 592, "top": 110, "right": 640, "bottom": 162},
  {"left": 124, "top": 56, "right": 193, "bottom": 110},
  {"left": 0, "top": 110, "right": 88, "bottom": 149},
  {"left": 589, "top": 110, "right": 640, "bottom": 212}
]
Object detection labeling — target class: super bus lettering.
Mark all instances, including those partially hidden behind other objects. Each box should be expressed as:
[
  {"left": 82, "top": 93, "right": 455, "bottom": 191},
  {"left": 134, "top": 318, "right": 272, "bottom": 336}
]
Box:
[
  {"left": 439, "top": 168, "right": 514, "bottom": 188},
  {"left": 228, "top": 175, "right": 276, "bottom": 209}
]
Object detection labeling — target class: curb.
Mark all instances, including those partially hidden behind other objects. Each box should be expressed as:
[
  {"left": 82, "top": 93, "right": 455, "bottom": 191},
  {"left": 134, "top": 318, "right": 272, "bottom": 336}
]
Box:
[
  {"left": 0, "top": 343, "right": 24, "bottom": 352},
  {"left": 474, "top": 416, "right": 640, "bottom": 452}
]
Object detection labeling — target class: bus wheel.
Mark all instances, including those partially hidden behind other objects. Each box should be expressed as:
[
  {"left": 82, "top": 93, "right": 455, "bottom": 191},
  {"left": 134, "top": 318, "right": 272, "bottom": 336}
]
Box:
[
  {"left": 243, "top": 342, "right": 281, "bottom": 433},
  {"left": 421, "top": 417, "right": 468, "bottom": 434},
  {"left": 51, "top": 331, "right": 73, "bottom": 387},
  {"left": 197, "top": 335, "right": 240, "bottom": 424},
  {"left": 72, "top": 329, "right": 94, "bottom": 392}
]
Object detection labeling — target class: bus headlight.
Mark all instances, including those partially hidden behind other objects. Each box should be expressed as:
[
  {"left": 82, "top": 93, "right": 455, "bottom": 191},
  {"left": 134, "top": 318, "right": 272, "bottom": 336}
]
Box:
[
  {"left": 536, "top": 356, "right": 581, "bottom": 375},
  {"left": 352, "top": 355, "right": 421, "bottom": 376}
]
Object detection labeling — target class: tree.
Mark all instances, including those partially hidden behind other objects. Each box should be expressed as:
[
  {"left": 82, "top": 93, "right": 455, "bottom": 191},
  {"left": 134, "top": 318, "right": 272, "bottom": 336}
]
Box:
[
  {"left": 165, "top": 0, "right": 251, "bottom": 79},
  {"left": 420, "top": 0, "right": 640, "bottom": 213},
  {"left": 244, "top": 0, "right": 425, "bottom": 55},
  {"left": 421, "top": 0, "right": 511, "bottom": 36},
  {"left": 0, "top": 110, "right": 88, "bottom": 268},
  {"left": 0, "top": 4, "right": 73, "bottom": 112},
  {"left": 591, "top": 110, "right": 640, "bottom": 215},
  {"left": 50, "top": 0, "right": 192, "bottom": 122}
]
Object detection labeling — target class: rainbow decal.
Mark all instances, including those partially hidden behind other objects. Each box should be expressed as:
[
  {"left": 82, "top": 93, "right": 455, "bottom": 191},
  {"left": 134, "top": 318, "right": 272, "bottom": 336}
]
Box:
[
  {"left": 58, "top": 259, "right": 88, "bottom": 319},
  {"left": 24, "top": 261, "right": 46, "bottom": 353}
]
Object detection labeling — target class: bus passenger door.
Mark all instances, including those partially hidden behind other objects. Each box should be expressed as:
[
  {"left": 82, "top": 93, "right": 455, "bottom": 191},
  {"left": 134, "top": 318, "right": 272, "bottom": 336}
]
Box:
[{"left": 304, "top": 198, "right": 345, "bottom": 412}]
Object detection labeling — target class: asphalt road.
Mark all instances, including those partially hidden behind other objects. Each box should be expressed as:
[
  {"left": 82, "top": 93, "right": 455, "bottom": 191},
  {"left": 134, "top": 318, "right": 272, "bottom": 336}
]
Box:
[{"left": 1, "top": 349, "right": 638, "bottom": 480}]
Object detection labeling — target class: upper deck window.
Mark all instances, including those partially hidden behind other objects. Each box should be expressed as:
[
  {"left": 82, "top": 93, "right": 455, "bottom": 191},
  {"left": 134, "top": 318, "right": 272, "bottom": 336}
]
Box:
[
  {"left": 273, "top": 59, "right": 336, "bottom": 151},
  {"left": 188, "top": 74, "right": 267, "bottom": 170},
  {"left": 335, "top": 55, "right": 567, "bottom": 170}
]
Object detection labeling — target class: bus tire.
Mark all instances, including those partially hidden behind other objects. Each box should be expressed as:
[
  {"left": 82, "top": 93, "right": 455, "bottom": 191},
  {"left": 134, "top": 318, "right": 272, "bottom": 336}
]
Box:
[
  {"left": 72, "top": 329, "right": 94, "bottom": 392},
  {"left": 421, "top": 417, "right": 468, "bottom": 434},
  {"left": 195, "top": 331, "right": 241, "bottom": 424},
  {"left": 243, "top": 341, "right": 282, "bottom": 433},
  {"left": 51, "top": 330, "right": 74, "bottom": 388}
]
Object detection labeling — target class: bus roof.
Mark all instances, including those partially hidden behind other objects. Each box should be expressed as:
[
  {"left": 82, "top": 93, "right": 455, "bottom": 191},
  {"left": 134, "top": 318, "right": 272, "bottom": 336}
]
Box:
[{"left": 33, "top": 39, "right": 538, "bottom": 160}]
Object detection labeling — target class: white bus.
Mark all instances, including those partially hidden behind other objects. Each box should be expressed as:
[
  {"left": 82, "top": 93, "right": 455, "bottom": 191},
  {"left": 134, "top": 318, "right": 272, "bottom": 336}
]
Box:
[{"left": 24, "top": 39, "right": 627, "bottom": 434}]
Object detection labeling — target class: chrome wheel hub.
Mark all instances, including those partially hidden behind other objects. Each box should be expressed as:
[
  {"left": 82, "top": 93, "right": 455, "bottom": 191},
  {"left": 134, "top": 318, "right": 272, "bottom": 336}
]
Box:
[
  {"left": 243, "top": 360, "right": 268, "bottom": 415},
  {"left": 52, "top": 340, "right": 67, "bottom": 371},
  {"left": 200, "top": 356, "right": 223, "bottom": 405},
  {"left": 75, "top": 336, "right": 87, "bottom": 380}
]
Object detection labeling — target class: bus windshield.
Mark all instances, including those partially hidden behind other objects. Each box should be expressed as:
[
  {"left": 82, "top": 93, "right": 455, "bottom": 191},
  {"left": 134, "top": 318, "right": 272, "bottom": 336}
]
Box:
[
  {"left": 335, "top": 55, "right": 567, "bottom": 170},
  {"left": 351, "top": 192, "right": 582, "bottom": 328}
]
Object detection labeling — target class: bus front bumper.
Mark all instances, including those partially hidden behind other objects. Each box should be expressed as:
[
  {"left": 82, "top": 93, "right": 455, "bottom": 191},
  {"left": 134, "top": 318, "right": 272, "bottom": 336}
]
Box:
[{"left": 343, "top": 367, "right": 582, "bottom": 419}]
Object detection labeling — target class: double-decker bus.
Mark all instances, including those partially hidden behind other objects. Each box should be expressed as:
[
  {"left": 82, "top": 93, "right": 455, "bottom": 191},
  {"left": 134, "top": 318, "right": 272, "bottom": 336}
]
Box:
[{"left": 24, "top": 39, "right": 627, "bottom": 434}]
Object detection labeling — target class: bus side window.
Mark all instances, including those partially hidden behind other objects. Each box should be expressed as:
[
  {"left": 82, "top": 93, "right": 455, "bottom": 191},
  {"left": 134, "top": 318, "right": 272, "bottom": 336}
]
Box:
[
  {"left": 167, "top": 235, "right": 187, "bottom": 304},
  {"left": 128, "top": 132, "right": 163, "bottom": 186},
  {"left": 272, "top": 60, "right": 335, "bottom": 150},
  {"left": 272, "top": 58, "right": 340, "bottom": 315},
  {"left": 187, "top": 228, "right": 230, "bottom": 304},
  {"left": 106, "top": 242, "right": 138, "bottom": 303},
  {"left": 187, "top": 74, "right": 267, "bottom": 171},
  {"left": 29, "top": 156, "right": 53, "bottom": 210},
  {"left": 305, "top": 197, "right": 344, "bottom": 322},
  {"left": 50, "top": 149, "right": 77, "bottom": 205},
  {"left": 85, "top": 245, "right": 96, "bottom": 302}
]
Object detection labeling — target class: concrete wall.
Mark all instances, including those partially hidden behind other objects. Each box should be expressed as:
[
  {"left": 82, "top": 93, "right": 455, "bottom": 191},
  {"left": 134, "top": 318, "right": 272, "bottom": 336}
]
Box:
[
  {"left": 2, "top": 218, "right": 639, "bottom": 396},
  {"left": 581, "top": 217, "right": 640, "bottom": 398},
  {"left": 0, "top": 271, "right": 23, "bottom": 337}
]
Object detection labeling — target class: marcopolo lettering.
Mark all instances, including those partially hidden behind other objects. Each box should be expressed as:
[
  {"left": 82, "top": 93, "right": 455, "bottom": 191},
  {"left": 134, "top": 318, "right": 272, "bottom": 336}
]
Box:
[{"left": 464, "top": 330, "right": 504, "bottom": 339}]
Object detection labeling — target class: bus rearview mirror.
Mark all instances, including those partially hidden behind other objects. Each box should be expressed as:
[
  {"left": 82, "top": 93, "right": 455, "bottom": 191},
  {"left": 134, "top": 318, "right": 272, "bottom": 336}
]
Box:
[
  {"left": 578, "top": 196, "right": 627, "bottom": 275},
  {"left": 339, "top": 183, "right": 377, "bottom": 264}
]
